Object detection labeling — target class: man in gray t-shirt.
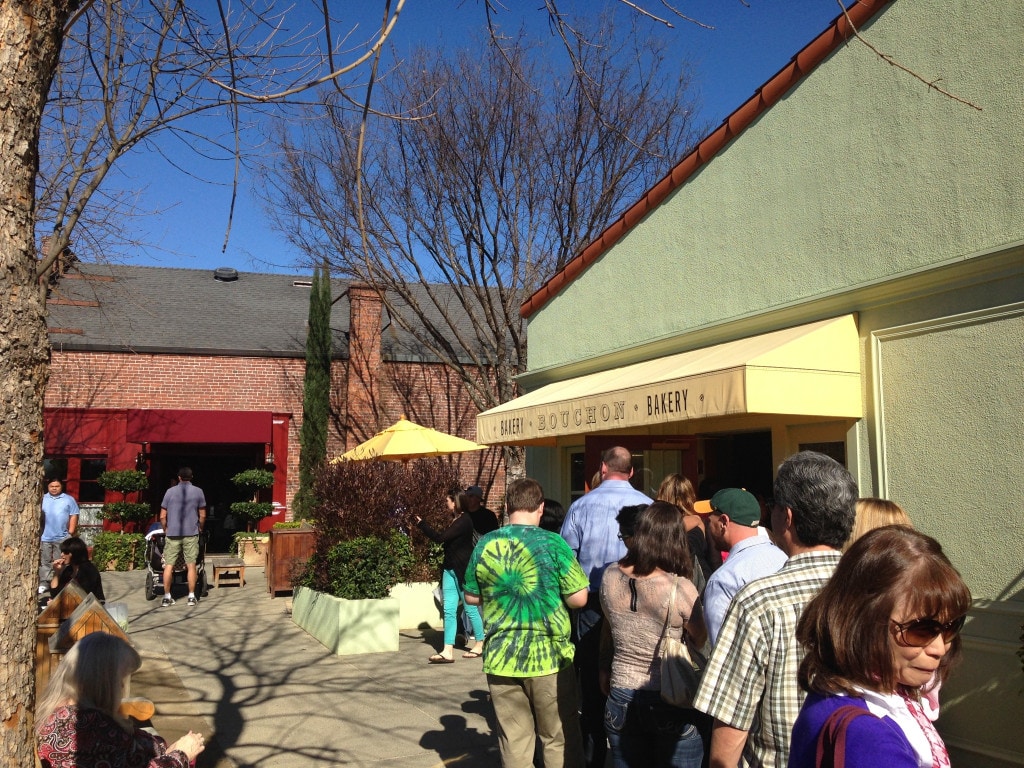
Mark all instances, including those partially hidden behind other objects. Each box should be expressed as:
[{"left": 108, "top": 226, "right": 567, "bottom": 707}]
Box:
[{"left": 159, "top": 467, "right": 206, "bottom": 607}]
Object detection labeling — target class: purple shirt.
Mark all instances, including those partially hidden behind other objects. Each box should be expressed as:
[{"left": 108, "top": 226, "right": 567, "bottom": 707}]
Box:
[
  {"left": 789, "top": 692, "right": 919, "bottom": 768},
  {"left": 160, "top": 481, "right": 206, "bottom": 537}
]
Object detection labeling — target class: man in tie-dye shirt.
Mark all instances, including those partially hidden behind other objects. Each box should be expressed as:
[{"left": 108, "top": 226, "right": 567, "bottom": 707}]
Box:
[{"left": 465, "top": 478, "right": 589, "bottom": 768}]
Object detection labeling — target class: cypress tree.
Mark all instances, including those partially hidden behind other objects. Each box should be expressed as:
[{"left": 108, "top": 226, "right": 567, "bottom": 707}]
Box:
[{"left": 295, "top": 264, "right": 332, "bottom": 519}]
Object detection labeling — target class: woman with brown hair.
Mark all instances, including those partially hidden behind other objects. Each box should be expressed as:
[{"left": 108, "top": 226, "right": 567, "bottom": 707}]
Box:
[
  {"left": 656, "top": 473, "right": 720, "bottom": 580},
  {"left": 599, "top": 501, "right": 708, "bottom": 767},
  {"left": 789, "top": 525, "right": 971, "bottom": 767},
  {"left": 414, "top": 487, "right": 486, "bottom": 662}
]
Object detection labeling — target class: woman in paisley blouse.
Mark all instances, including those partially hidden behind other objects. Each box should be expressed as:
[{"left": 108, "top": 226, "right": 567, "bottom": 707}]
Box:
[{"left": 37, "top": 632, "right": 205, "bottom": 768}]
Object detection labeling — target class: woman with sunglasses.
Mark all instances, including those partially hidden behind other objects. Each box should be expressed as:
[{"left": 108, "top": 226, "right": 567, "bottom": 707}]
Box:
[{"left": 789, "top": 525, "right": 971, "bottom": 767}]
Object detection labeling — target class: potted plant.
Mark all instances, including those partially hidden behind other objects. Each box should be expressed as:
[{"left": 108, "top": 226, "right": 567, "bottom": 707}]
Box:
[
  {"left": 94, "top": 469, "right": 150, "bottom": 569},
  {"left": 232, "top": 530, "right": 270, "bottom": 566},
  {"left": 229, "top": 468, "right": 274, "bottom": 566},
  {"left": 292, "top": 458, "right": 459, "bottom": 655},
  {"left": 229, "top": 468, "right": 275, "bottom": 530}
]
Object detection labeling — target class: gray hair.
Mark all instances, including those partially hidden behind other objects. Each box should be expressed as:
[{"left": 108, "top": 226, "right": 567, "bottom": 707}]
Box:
[{"left": 773, "top": 451, "right": 857, "bottom": 548}]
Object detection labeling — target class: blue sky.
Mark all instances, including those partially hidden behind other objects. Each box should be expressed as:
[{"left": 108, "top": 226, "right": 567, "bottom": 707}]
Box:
[{"left": 107, "top": 0, "right": 845, "bottom": 276}]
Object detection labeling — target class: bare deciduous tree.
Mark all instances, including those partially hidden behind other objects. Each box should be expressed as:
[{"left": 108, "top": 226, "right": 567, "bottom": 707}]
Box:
[
  {"left": 263, "top": 14, "right": 705, "bottom": 478},
  {"left": 3, "top": 2, "right": 405, "bottom": 763},
  {"left": 35, "top": 0, "right": 413, "bottom": 289}
]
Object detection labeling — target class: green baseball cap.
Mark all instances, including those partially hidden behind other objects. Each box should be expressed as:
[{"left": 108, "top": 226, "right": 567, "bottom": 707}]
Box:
[{"left": 710, "top": 488, "right": 761, "bottom": 527}]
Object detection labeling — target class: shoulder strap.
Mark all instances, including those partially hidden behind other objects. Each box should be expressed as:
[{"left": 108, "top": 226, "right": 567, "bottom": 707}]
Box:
[
  {"left": 816, "top": 703, "right": 874, "bottom": 768},
  {"left": 661, "top": 575, "right": 678, "bottom": 640}
]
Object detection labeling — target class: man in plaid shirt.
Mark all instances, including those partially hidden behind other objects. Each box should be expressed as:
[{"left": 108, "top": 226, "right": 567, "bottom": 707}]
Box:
[{"left": 693, "top": 451, "right": 857, "bottom": 768}]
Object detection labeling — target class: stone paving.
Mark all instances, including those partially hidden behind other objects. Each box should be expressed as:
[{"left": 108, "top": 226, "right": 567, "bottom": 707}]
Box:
[{"left": 103, "top": 567, "right": 499, "bottom": 767}]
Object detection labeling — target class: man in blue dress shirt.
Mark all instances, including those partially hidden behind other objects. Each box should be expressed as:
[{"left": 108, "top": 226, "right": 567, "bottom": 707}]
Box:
[{"left": 561, "top": 446, "right": 652, "bottom": 768}]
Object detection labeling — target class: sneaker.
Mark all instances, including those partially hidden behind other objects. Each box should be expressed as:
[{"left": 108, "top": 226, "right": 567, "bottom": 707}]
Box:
[
  {"left": 160, "top": 596, "right": 175, "bottom": 608},
  {"left": 187, "top": 596, "right": 197, "bottom": 607}
]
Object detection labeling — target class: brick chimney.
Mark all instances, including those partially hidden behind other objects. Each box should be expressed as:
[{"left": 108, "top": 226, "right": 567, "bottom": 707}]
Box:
[{"left": 345, "top": 283, "right": 384, "bottom": 445}]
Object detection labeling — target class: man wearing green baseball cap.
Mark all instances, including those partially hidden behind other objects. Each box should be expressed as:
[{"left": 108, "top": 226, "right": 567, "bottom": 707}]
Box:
[{"left": 702, "top": 487, "right": 787, "bottom": 647}]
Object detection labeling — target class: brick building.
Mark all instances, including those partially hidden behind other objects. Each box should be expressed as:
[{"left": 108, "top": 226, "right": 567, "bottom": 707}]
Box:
[{"left": 44, "top": 263, "right": 503, "bottom": 548}]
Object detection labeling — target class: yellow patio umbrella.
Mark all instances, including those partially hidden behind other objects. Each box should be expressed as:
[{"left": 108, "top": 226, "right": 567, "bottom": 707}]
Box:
[{"left": 335, "top": 416, "right": 489, "bottom": 463}]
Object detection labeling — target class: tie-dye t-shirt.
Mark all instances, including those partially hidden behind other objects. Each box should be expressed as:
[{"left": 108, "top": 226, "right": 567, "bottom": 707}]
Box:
[{"left": 465, "top": 524, "right": 589, "bottom": 678}]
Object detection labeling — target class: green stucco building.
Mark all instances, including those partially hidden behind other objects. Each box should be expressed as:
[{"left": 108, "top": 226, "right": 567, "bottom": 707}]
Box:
[{"left": 478, "top": 0, "right": 1024, "bottom": 764}]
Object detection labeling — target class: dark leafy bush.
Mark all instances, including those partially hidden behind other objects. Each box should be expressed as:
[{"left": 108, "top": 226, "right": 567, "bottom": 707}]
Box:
[
  {"left": 92, "top": 532, "right": 146, "bottom": 571},
  {"left": 304, "top": 458, "right": 461, "bottom": 593},
  {"left": 299, "top": 533, "right": 414, "bottom": 599},
  {"left": 98, "top": 501, "right": 153, "bottom": 528},
  {"left": 229, "top": 500, "right": 273, "bottom": 529}
]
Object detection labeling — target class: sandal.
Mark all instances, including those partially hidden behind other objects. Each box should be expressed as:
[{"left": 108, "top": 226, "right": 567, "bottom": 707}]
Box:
[
  {"left": 428, "top": 654, "right": 454, "bottom": 664},
  {"left": 462, "top": 649, "right": 483, "bottom": 659}
]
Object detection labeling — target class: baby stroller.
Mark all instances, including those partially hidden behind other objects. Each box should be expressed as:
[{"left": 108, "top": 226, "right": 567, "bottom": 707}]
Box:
[{"left": 143, "top": 524, "right": 208, "bottom": 600}]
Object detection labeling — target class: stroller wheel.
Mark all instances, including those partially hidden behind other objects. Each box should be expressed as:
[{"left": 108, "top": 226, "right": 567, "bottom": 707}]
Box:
[{"left": 144, "top": 574, "right": 159, "bottom": 601}]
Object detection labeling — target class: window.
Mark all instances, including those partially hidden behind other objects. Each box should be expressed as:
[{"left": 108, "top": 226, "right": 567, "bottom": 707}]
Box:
[
  {"left": 798, "top": 441, "right": 846, "bottom": 466},
  {"left": 43, "top": 455, "right": 107, "bottom": 502},
  {"left": 569, "top": 451, "right": 586, "bottom": 504}
]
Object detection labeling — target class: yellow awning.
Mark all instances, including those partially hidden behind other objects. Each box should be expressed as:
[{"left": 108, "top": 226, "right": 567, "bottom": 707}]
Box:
[{"left": 477, "top": 315, "right": 862, "bottom": 445}]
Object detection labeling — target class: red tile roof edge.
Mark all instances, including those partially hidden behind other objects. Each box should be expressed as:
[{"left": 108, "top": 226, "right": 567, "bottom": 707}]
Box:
[{"left": 520, "top": 0, "right": 893, "bottom": 319}]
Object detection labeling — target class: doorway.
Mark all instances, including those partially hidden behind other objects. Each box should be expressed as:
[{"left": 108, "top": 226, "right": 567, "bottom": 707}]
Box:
[
  {"left": 146, "top": 443, "right": 266, "bottom": 553},
  {"left": 698, "top": 430, "right": 774, "bottom": 503}
]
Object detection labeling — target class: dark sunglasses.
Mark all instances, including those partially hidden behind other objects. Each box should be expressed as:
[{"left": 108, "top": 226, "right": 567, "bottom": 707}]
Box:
[{"left": 890, "top": 615, "right": 966, "bottom": 647}]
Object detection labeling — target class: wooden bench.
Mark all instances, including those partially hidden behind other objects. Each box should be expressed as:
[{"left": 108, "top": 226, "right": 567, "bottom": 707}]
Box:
[{"left": 210, "top": 558, "right": 246, "bottom": 588}]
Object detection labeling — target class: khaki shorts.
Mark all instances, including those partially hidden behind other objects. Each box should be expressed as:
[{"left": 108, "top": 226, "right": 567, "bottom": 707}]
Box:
[{"left": 163, "top": 535, "right": 199, "bottom": 565}]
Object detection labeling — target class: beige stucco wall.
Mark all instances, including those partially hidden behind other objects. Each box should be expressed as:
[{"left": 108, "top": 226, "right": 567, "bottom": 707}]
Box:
[
  {"left": 526, "top": 0, "right": 1024, "bottom": 372},
  {"left": 522, "top": 1, "right": 1024, "bottom": 765}
]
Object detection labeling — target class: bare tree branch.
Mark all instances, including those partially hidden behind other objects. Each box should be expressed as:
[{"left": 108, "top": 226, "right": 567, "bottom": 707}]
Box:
[
  {"left": 837, "top": 0, "right": 981, "bottom": 111},
  {"left": 260, "top": 13, "right": 705, "bottom": 477}
]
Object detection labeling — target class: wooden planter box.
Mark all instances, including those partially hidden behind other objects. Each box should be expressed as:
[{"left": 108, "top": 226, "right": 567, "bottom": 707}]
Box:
[
  {"left": 292, "top": 587, "right": 399, "bottom": 655},
  {"left": 36, "top": 586, "right": 130, "bottom": 694},
  {"left": 266, "top": 527, "right": 315, "bottom": 597}
]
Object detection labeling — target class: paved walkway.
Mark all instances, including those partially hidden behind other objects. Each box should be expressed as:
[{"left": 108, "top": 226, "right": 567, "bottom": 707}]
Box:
[{"left": 103, "top": 568, "right": 500, "bottom": 768}]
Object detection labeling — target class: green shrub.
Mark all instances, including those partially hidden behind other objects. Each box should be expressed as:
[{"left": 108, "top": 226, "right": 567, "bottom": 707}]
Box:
[
  {"left": 92, "top": 532, "right": 147, "bottom": 571},
  {"left": 98, "top": 501, "right": 152, "bottom": 528},
  {"left": 231, "top": 468, "right": 275, "bottom": 493},
  {"left": 229, "top": 500, "right": 274, "bottom": 529},
  {"left": 299, "top": 533, "right": 414, "bottom": 599},
  {"left": 97, "top": 469, "right": 149, "bottom": 495},
  {"left": 97, "top": 469, "right": 152, "bottom": 531},
  {"left": 230, "top": 468, "right": 275, "bottom": 530}
]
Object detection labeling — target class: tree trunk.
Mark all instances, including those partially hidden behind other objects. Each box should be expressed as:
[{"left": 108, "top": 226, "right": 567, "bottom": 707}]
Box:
[{"left": 0, "top": 2, "right": 76, "bottom": 764}]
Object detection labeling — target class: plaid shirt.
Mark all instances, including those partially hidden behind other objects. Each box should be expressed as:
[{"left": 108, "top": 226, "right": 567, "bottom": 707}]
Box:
[{"left": 693, "top": 550, "right": 841, "bottom": 768}]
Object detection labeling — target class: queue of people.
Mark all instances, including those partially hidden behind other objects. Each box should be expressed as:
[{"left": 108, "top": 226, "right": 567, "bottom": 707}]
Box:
[
  {"left": 460, "top": 448, "right": 969, "bottom": 768},
  {"left": 37, "top": 452, "right": 966, "bottom": 768}
]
